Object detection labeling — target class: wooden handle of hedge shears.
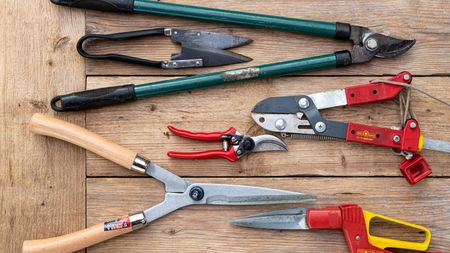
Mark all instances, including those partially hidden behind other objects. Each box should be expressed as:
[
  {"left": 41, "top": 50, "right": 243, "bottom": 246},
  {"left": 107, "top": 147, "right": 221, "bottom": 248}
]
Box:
[
  {"left": 23, "top": 216, "right": 133, "bottom": 253},
  {"left": 29, "top": 113, "right": 137, "bottom": 170}
]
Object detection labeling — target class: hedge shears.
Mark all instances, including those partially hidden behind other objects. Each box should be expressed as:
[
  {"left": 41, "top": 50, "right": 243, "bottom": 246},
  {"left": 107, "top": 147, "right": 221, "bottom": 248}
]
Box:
[
  {"left": 22, "top": 114, "right": 315, "bottom": 253},
  {"left": 232, "top": 204, "right": 437, "bottom": 253},
  {"left": 49, "top": 0, "right": 415, "bottom": 112},
  {"left": 251, "top": 72, "right": 450, "bottom": 185}
]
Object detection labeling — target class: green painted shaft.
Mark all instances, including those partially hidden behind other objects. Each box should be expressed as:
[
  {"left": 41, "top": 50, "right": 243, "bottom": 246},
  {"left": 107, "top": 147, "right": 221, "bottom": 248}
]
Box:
[
  {"left": 135, "top": 54, "right": 337, "bottom": 98},
  {"left": 133, "top": 0, "right": 337, "bottom": 37}
]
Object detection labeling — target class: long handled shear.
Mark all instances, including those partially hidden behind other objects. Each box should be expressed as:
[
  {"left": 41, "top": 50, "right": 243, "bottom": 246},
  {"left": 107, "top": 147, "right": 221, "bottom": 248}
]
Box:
[
  {"left": 22, "top": 114, "right": 315, "bottom": 253},
  {"left": 251, "top": 72, "right": 450, "bottom": 185},
  {"left": 232, "top": 204, "right": 436, "bottom": 253},
  {"left": 49, "top": 0, "right": 415, "bottom": 112}
]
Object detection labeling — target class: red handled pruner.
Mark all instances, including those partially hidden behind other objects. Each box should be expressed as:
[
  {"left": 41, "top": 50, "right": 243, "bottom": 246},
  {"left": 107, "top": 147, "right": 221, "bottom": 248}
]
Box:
[
  {"left": 252, "top": 72, "right": 450, "bottom": 185},
  {"left": 167, "top": 125, "right": 288, "bottom": 162},
  {"left": 232, "top": 204, "right": 438, "bottom": 253}
]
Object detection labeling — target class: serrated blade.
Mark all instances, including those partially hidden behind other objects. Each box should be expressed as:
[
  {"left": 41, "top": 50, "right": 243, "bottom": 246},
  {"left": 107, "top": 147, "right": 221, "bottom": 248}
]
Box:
[
  {"left": 423, "top": 138, "right": 450, "bottom": 153},
  {"left": 231, "top": 208, "right": 309, "bottom": 230}
]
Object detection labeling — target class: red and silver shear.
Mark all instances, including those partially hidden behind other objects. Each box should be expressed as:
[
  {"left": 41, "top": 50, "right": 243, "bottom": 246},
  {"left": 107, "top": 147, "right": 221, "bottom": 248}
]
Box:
[
  {"left": 251, "top": 72, "right": 450, "bottom": 185},
  {"left": 167, "top": 125, "right": 288, "bottom": 162}
]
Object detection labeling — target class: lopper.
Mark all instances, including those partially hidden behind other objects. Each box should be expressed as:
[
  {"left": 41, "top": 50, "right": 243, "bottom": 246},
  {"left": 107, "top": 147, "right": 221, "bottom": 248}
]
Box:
[
  {"left": 251, "top": 72, "right": 450, "bottom": 185},
  {"left": 232, "top": 204, "right": 436, "bottom": 253},
  {"left": 166, "top": 125, "right": 288, "bottom": 161},
  {"left": 49, "top": 0, "right": 415, "bottom": 112},
  {"left": 22, "top": 114, "right": 315, "bottom": 253},
  {"left": 77, "top": 27, "right": 252, "bottom": 68}
]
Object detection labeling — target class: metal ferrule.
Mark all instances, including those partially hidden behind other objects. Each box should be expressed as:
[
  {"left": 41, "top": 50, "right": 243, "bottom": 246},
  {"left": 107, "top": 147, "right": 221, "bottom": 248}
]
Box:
[
  {"left": 129, "top": 212, "right": 147, "bottom": 230},
  {"left": 131, "top": 155, "right": 150, "bottom": 174}
]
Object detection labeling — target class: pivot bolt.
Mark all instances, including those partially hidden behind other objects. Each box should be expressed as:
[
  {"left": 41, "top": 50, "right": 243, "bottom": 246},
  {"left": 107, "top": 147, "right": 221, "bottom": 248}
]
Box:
[
  {"left": 298, "top": 98, "right": 310, "bottom": 109},
  {"left": 275, "top": 119, "right": 287, "bottom": 130},
  {"left": 403, "top": 74, "right": 411, "bottom": 81},
  {"left": 409, "top": 122, "right": 417, "bottom": 129},
  {"left": 189, "top": 187, "right": 204, "bottom": 201},
  {"left": 366, "top": 38, "right": 378, "bottom": 51},
  {"left": 315, "top": 122, "right": 327, "bottom": 133},
  {"left": 393, "top": 135, "right": 401, "bottom": 143},
  {"left": 355, "top": 235, "right": 361, "bottom": 241}
]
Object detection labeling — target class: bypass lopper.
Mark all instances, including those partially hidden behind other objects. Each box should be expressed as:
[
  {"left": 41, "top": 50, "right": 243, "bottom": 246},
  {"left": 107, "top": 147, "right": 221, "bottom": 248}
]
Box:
[
  {"left": 49, "top": 0, "right": 415, "bottom": 111},
  {"left": 252, "top": 72, "right": 450, "bottom": 185},
  {"left": 22, "top": 114, "right": 315, "bottom": 253},
  {"left": 77, "top": 27, "right": 252, "bottom": 68},
  {"left": 232, "top": 204, "right": 436, "bottom": 253},
  {"left": 166, "top": 125, "right": 288, "bottom": 161}
]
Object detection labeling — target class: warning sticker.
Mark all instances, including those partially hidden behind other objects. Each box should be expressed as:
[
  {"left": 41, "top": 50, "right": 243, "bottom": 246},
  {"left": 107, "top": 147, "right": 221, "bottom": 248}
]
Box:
[{"left": 104, "top": 216, "right": 131, "bottom": 231}]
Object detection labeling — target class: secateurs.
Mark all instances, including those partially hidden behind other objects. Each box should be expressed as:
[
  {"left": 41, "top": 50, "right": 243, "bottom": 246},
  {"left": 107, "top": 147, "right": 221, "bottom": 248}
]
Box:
[
  {"left": 77, "top": 28, "right": 252, "bottom": 68},
  {"left": 23, "top": 114, "right": 315, "bottom": 253},
  {"left": 49, "top": 0, "right": 415, "bottom": 112},
  {"left": 232, "top": 204, "right": 435, "bottom": 253},
  {"left": 251, "top": 72, "right": 450, "bottom": 185},
  {"left": 166, "top": 125, "right": 288, "bottom": 161}
]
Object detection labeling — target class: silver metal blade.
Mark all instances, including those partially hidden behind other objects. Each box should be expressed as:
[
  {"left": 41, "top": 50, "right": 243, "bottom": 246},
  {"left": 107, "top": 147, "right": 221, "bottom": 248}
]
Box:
[
  {"left": 171, "top": 29, "right": 252, "bottom": 49},
  {"left": 251, "top": 135, "right": 288, "bottom": 152},
  {"left": 174, "top": 46, "right": 252, "bottom": 67},
  {"left": 251, "top": 113, "right": 314, "bottom": 135},
  {"left": 146, "top": 163, "right": 190, "bottom": 193},
  {"left": 196, "top": 183, "right": 316, "bottom": 205},
  {"left": 231, "top": 208, "right": 309, "bottom": 230},
  {"left": 423, "top": 138, "right": 450, "bottom": 153}
]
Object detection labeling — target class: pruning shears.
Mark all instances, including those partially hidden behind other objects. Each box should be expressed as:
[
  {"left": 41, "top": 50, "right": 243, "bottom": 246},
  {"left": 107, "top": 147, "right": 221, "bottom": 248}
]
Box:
[
  {"left": 49, "top": 0, "right": 415, "bottom": 112},
  {"left": 22, "top": 114, "right": 315, "bottom": 253},
  {"left": 251, "top": 72, "right": 450, "bottom": 185},
  {"left": 166, "top": 125, "right": 288, "bottom": 161},
  {"left": 232, "top": 204, "right": 437, "bottom": 253}
]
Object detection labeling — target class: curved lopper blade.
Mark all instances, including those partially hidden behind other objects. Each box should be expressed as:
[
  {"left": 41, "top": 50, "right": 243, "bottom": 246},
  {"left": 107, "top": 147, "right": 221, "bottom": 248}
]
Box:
[
  {"left": 251, "top": 134, "right": 289, "bottom": 152},
  {"left": 231, "top": 208, "right": 309, "bottom": 230}
]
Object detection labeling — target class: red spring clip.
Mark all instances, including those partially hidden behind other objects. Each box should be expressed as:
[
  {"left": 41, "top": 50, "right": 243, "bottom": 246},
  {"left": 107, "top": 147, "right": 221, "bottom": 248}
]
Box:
[{"left": 400, "top": 155, "right": 432, "bottom": 185}]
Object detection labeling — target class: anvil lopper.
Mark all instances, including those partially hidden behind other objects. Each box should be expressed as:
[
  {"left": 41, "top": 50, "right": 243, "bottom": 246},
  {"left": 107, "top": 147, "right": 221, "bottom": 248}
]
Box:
[
  {"left": 251, "top": 72, "right": 450, "bottom": 185},
  {"left": 22, "top": 114, "right": 315, "bottom": 253},
  {"left": 49, "top": 0, "right": 415, "bottom": 111},
  {"left": 166, "top": 125, "right": 288, "bottom": 161}
]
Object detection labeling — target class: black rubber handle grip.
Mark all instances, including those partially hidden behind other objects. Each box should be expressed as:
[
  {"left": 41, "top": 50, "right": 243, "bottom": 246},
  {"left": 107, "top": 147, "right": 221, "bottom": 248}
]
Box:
[
  {"left": 51, "top": 84, "right": 137, "bottom": 112},
  {"left": 50, "top": 0, "right": 134, "bottom": 12}
]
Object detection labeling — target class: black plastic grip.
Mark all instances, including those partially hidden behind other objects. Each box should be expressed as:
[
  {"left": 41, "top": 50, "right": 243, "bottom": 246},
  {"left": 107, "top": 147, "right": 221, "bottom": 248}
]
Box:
[
  {"left": 335, "top": 50, "right": 352, "bottom": 67},
  {"left": 335, "top": 22, "right": 351, "bottom": 40},
  {"left": 51, "top": 84, "right": 137, "bottom": 112},
  {"left": 50, "top": 0, "right": 134, "bottom": 12}
]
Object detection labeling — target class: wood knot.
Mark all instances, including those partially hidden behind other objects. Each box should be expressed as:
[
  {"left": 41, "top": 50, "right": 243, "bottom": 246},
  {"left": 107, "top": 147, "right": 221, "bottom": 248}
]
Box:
[{"left": 54, "top": 36, "right": 70, "bottom": 51}]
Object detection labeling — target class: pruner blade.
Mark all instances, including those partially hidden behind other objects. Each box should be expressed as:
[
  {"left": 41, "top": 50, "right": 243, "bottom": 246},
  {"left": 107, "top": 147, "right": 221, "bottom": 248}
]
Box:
[
  {"left": 251, "top": 134, "right": 289, "bottom": 152},
  {"left": 231, "top": 208, "right": 309, "bottom": 230}
]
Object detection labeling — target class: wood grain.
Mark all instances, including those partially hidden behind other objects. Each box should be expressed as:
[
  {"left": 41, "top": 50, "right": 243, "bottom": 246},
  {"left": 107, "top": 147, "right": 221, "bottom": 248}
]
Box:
[
  {"left": 0, "top": 1, "right": 86, "bottom": 253},
  {"left": 85, "top": 177, "right": 449, "bottom": 252},
  {"left": 85, "top": 76, "right": 450, "bottom": 177},
  {"left": 84, "top": 0, "right": 450, "bottom": 76}
]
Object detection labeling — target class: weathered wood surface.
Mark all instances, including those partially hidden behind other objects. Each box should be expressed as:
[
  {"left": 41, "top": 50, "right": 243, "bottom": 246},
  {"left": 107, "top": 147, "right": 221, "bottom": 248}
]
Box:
[
  {"left": 85, "top": 76, "right": 450, "bottom": 177},
  {"left": 84, "top": 0, "right": 450, "bottom": 76},
  {"left": 0, "top": 1, "right": 86, "bottom": 253},
  {"left": 86, "top": 178, "right": 449, "bottom": 252}
]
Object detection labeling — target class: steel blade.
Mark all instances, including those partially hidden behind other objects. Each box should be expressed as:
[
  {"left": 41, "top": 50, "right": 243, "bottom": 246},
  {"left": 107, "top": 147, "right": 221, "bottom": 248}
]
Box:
[
  {"left": 231, "top": 208, "right": 309, "bottom": 230},
  {"left": 194, "top": 183, "right": 316, "bottom": 205},
  {"left": 251, "top": 135, "right": 288, "bottom": 152},
  {"left": 172, "top": 46, "right": 252, "bottom": 67},
  {"left": 171, "top": 29, "right": 252, "bottom": 49},
  {"left": 373, "top": 33, "right": 416, "bottom": 59},
  {"left": 146, "top": 163, "right": 190, "bottom": 193},
  {"left": 423, "top": 138, "right": 450, "bottom": 153}
]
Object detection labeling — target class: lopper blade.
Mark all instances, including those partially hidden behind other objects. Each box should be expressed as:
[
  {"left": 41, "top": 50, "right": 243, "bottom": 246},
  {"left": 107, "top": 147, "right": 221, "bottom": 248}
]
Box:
[
  {"left": 231, "top": 208, "right": 309, "bottom": 230},
  {"left": 172, "top": 46, "right": 252, "bottom": 67},
  {"left": 194, "top": 183, "right": 316, "bottom": 205},
  {"left": 251, "top": 135, "right": 289, "bottom": 152},
  {"left": 423, "top": 138, "right": 450, "bottom": 153},
  {"left": 372, "top": 33, "right": 416, "bottom": 59},
  {"left": 170, "top": 29, "right": 252, "bottom": 49}
]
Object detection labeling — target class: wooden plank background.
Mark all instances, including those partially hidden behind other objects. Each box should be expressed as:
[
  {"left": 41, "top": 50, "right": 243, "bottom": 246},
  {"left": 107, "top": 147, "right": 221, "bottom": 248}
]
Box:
[{"left": 1, "top": 0, "right": 449, "bottom": 253}]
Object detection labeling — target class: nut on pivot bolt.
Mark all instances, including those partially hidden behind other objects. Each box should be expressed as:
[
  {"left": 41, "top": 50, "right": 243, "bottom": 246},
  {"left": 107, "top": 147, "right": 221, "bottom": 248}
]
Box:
[
  {"left": 366, "top": 38, "right": 378, "bottom": 51},
  {"left": 393, "top": 135, "right": 401, "bottom": 143},
  {"left": 315, "top": 122, "right": 327, "bottom": 133},
  {"left": 298, "top": 98, "right": 310, "bottom": 109},
  {"left": 189, "top": 186, "right": 204, "bottom": 201},
  {"left": 275, "top": 119, "right": 287, "bottom": 130}
]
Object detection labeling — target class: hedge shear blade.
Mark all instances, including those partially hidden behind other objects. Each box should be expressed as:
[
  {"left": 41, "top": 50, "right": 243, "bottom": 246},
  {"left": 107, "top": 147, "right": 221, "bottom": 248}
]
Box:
[
  {"left": 166, "top": 125, "right": 288, "bottom": 162},
  {"left": 251, "top": 71, "right": 450, "bottom": 185},
  {"left": 232, "top": 204, "right": 434, "bottom": 253},
  {"left": 23, "top": 114, "right": 314, "bottom": 253},
  {"left": 77, "top": 28, "right": 252, "bottom": 69}
]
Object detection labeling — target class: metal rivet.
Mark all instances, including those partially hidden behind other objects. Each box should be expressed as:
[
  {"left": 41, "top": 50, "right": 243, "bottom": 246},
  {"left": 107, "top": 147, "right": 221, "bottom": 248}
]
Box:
[
  {"left": 172, "top": 62, "right": 177, "bottom": 67},
  {"left": 236, "top": 149, "right": 242, "bottom": 155},
  {"left": 356, "top": 235, "right": 361, "bottom": 241},
  {"left": 189, "top": 187, "right": 204, "bottom": 201},
  {"left": 196, "top": 32, "right": 201, "bottom": 36},
  {"left": 275, "top": 119, "right": 287, "bottom": 130},
  {"left": 409, "top": 122, "right": 417, "bottom": 129},
  {"left": 393, "top": 135, "right": 401, "bottom": 143},
  {"left": 315, "top": 122, "right": 326, "bottom": 133},
  {"left": 195, "top": 61, "right": 201, "bottom": 65},
  {"left": 174, "top": 31, "right": 178, "bottom": 35},
  {"left": 298, "top": 98, "right": 310, "bottom": 109},
  {"left": 366, "top": 38, "right": 378, "bottom": 51},
  {"left": 403, "top": 74, "right": 411, "bottom": 81}
]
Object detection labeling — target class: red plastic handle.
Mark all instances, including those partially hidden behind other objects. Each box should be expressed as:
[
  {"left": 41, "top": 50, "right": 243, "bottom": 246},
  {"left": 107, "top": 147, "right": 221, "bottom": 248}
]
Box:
[
  {"left": 167, "top": 149, "right": 238, "bottom": 162},
  {"left": 167, "top": 125, "right": 236, "bottom": 141},
  {"left": 345, "top": 71, "right": 411, "bottom": 106}
]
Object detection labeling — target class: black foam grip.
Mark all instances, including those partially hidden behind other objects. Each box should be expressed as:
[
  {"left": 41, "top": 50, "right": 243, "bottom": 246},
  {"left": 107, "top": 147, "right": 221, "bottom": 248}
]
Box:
[
  {"left": 51, "top": 84, "right": 137, "bottom": 112},
  {"left": 335, "top": 22, "right": 351, "bottom": 40},
  {"left": 335, "top": 50, "right": 352, "bottom": 67},
  {"left": 50, "top": 0, "right": 134, "bottom": 12}
]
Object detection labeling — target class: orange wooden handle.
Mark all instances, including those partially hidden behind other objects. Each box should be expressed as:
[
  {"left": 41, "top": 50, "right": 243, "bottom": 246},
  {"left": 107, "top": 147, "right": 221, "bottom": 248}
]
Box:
[
  {"left": 29, "top": 113, "right": 137, "bottom": 169},
  {"left": 22, "top": 219, "right": 132, "bottom": 253}
]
